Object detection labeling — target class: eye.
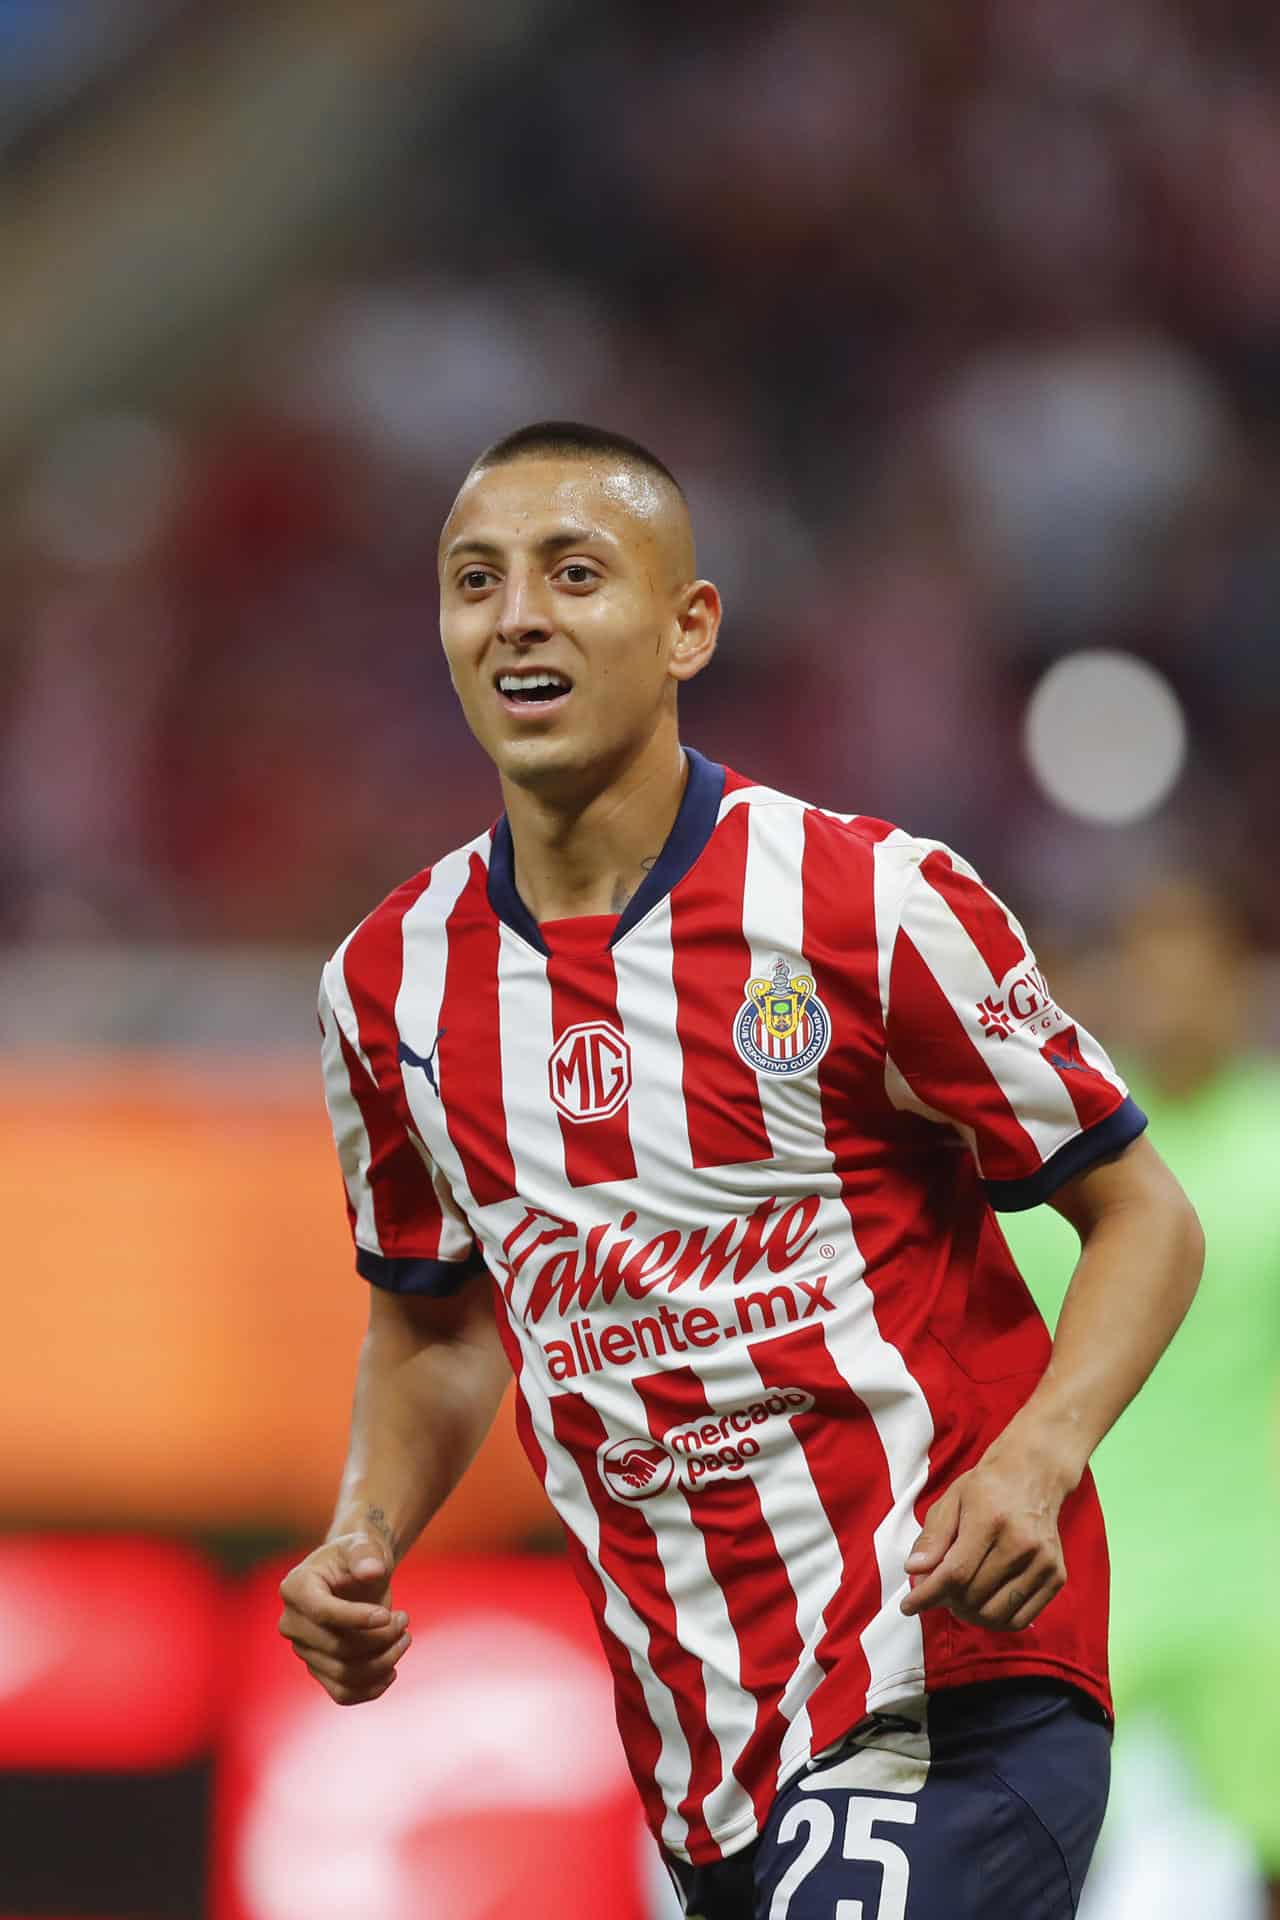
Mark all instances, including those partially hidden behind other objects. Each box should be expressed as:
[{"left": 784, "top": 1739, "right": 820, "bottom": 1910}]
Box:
[
  {"left": 459, "top": 567, "right": 495, "bottom": 592},
  {"left": 557, "top": 562, "right": 598, "bottom": 587}
]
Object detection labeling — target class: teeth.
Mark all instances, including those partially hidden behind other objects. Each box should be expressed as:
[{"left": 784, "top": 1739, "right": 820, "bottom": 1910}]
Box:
[{"left": 498, "top": 672, "right": 569, "bottom": 693}]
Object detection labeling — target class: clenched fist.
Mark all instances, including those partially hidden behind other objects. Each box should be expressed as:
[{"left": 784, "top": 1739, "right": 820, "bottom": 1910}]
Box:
[{"left": 277, "top": 1532, "right": 411, "bottom": 1705}]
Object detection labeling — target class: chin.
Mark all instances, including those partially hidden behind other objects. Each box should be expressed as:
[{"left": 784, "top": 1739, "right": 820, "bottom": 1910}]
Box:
[{"left": 494, "top": 733, "right": 591, "bottom": 791}]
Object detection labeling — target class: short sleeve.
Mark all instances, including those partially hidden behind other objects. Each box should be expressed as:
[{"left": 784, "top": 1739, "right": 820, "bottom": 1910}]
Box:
[
  {"left": 318, "top": 959, "right": 482, "bottom": 1294},
  {"left": 883, "top": 847, "right": 1147, "bottom": 1210}
]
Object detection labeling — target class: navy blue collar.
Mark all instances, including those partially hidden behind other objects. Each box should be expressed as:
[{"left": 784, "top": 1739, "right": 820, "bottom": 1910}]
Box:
[{"left": 487, "top": 747, "right": 726, "bottom": 955}]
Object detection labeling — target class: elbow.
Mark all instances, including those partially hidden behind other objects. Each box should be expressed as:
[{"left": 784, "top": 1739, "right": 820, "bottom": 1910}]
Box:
[{"left": 1179, "top": 1189, "right": 1206, "bottom": 1296}]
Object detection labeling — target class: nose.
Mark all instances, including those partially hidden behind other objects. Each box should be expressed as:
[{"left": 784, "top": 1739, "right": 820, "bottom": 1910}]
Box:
[{"left": 497, "top": 564, "right": 552, "bottom": 647}]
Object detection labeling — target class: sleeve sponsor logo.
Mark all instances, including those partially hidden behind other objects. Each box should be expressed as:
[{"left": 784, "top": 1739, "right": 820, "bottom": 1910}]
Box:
[
  {"left": 597, "top": 1390, "right": 815, "bottom": 1501},
  {"left": 975, "top": 964, "right": 1065, "bottom": 1043}
]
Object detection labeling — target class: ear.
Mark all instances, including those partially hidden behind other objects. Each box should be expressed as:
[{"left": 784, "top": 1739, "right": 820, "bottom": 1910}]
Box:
[{"left": 667, "top": 580, "right": 721, "bottom": 684}]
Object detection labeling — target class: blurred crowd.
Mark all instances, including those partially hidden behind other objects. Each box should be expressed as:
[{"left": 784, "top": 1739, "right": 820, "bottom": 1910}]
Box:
[{"left": 2, "top": 0, "right": 1278, "bottom": 957}]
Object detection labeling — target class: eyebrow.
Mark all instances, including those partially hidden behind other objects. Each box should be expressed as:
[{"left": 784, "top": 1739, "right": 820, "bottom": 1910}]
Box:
[{"left": 442, "top": 525, "right": 613, "bottom": 566}]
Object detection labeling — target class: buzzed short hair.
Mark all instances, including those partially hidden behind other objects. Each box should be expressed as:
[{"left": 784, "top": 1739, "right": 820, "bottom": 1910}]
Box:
[{"left": 470, "top": 420, "right": 685, "bottom": 498}]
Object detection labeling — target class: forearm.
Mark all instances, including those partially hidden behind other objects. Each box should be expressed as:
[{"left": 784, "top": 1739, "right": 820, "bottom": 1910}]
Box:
[
  {"left": 996, "top": 1138, "right": 1205, "bottom": 1496},
  {"left": 326, "top": 1283, "right": 510, "bottom": 1564}
]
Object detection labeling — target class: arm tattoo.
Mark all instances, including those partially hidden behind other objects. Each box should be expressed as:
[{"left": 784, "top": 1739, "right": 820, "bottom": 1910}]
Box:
[{"left": 364, "top": 1505, "right": 400, "bottom": 1561}]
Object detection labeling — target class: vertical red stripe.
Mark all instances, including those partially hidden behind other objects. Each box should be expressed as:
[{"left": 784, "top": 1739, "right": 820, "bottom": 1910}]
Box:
[
  {"left": 436, "top": 854, "right": 519, "bottom": 1206},
  {"left": 918, "top": 849, "right": 1026, "bottom": 983},
  {"left": 343, "top": 873, "right": 429, "bottom": 1085},
  {"left": 489, "top": 1311, "right": 672, "bottom": 1844},
  {"left": 543, "top": 921, "right": 638, "bottom": 1189},
  {"left": 340, "top": 878, "right": 449, "bottom": 1258},
  {"left": 633, "top": 1366, "right": 803, "bottom": 1833},
  {"left": 549, "top": 1389, "right": 718, "bottom": 1858},
  {"left": 334, "top": 1025, "right": 444, "bottom": 1258},
  {"left": 668, "top": 803, "right": 771, "bottom": 1169},
  {"left": 1042, "top": 1025, "right": 1125, "bottom": 1129},
  {"left": 889, "top": 931, "right": 1040, "bottom": 1178},
  {"left": 803, "top": 814, "right": 1111, "bottom": 1709},
  {"left": 801, "top": 813, "right": 956, "bottom": 1698}
]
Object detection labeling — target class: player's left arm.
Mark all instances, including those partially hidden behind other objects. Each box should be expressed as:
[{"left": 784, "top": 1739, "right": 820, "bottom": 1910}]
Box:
[{"left": 902, "top": 1133, "right": 1204, "bottom": 1631}]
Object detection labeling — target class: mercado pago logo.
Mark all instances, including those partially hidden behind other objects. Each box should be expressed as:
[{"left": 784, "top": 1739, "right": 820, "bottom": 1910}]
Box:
[
  {"left": 495, "top": 1195, "right": 839, "bottom": 1383},
  {"left": 598, "top": 1390, "right": 816, "bottom": 1501}
]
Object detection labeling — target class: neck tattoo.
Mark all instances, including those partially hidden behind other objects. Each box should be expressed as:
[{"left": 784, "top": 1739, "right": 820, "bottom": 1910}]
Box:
[{"left": 611, "top": 855, "right": 658, "bottom": 916}]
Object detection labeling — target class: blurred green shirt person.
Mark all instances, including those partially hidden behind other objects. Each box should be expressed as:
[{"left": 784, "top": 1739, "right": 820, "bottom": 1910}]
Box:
[{"left": 1003, "top": 882, "right": 1280, "bottom": 1895}]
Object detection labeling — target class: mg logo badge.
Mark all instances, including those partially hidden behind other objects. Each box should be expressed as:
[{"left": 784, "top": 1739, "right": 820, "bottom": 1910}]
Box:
[{"left": 548, "top": 1022, "right": 632, "bottom": 1123}]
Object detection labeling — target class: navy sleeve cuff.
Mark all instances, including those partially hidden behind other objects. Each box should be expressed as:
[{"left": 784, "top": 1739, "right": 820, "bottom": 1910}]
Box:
[
  {"left": 983, "top": 1096, "right": 1149, "bottom": 1213},
  {"left": 355, "top": 1246, "right": 484, "bottom": 1296}
]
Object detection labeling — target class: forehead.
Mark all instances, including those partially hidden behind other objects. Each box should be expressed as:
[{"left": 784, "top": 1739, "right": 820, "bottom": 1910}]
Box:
[{"left": 439, "top": 456, "right": 668, "bottom": 562}]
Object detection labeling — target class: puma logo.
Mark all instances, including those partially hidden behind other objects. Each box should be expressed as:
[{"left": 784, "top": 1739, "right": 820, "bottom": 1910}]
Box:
[{"left": 398, "top": 1028, "right": 446, "bottom": 1094}]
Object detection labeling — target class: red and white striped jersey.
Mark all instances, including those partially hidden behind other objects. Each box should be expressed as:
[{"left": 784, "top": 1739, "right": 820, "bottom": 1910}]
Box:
[{"left": 318, "top": 750, "right": 1144, "bottom": 1866}]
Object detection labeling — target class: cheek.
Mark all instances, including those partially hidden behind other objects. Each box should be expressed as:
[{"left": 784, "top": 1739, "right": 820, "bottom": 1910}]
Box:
[
  {"left": 587, "top": 621, "right": 669, "bottom": 697},
  {"left": 439, "top": 627, "right": 483, "bottom": 697}
]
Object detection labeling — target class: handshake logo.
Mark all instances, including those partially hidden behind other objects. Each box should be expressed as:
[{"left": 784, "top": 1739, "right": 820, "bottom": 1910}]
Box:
[
  {"left": 598, "top": 1439, "right": 676, "bottom": 1502},
  {"left": 597, "top": 1389, "right": 815, "bottom": 1502}
]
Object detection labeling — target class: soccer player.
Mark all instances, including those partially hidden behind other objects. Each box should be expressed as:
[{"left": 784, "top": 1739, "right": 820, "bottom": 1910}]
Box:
[{"left": 278, "top": 423, "right": 1205, "bottom": 1919}]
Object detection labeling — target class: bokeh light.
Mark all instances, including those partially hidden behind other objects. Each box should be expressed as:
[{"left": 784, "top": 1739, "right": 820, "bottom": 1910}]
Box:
[{"left": 1024, "top": 650, "right": 1188, "bottom": 825}]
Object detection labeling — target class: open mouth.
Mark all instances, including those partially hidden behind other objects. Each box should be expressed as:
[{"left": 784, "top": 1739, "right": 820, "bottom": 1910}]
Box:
[{"left": 495, "top": 669, "right": 573, "bottom": 711}]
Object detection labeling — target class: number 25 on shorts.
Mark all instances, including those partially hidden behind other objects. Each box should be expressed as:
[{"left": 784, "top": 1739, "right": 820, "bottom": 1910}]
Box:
[{"left": 769, "top": 1795, "right": 917, "bottom": 1920}]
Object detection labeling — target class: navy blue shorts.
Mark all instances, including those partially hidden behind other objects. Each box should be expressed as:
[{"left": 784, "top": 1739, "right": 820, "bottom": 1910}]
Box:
[{"left": 667, "top": 1680, "right": 1111, "bottom": 1919}]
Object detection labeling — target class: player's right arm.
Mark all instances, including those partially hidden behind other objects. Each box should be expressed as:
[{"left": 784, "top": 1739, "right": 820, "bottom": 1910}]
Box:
[
  {"left": 278, "top": 1277, "right": 509, "bottom": 1704},
  {"left": 281, "top": 944, "right": 508, "bottom": 1704}
]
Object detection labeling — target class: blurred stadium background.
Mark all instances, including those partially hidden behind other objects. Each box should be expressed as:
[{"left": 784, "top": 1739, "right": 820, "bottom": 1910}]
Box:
[{"left": 1, "top": 1, "right": 1277, "bottom": 1915}]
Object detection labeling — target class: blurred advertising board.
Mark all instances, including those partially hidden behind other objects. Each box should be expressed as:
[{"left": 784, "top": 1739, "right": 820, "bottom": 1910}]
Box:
[
  {"left": 0, "top": 1540, "right": 655, "bottom": 1918},
  {"left": 212, "top": 1554, "right": 653, "bottom": 1920},
  {"left": 0, "top": 1060, "right": 551, "bottom": 1549}
]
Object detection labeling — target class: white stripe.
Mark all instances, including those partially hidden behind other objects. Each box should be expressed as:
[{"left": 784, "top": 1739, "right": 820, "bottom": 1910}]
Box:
[
  {"left": 612, "top": 884, "right": 852, "bottom": 1803},
  {"left": 610, "top": 900, "right": 759, "bottom": 1844},
  {"left": 323, "top": 930, "right": 374, "bottom": 1079},
  {"left": 514, "top": 1354, "right": 694, "bottom": 1857},
  {"left": 741, "top": 801, "right": 934, "bottom": 1721},
  {"left": 394, "top": 841, "right": 485, "bottom": 1261},
  {"left": 397, "top": 855, "right": 697, "bottom": 1852},
  {"left": 695, "top": 1331, "right": 849, "bottom": 1795},
  {"left": 496, "top": 924, "right": 567, "bottom": 1207},
  {"left": 1072, "top": 1020, "right": 1129, "bottom": 1098},
  {"left": 318, "top": 964, "right": 382, "bottom": 1255},
  {"left": 822, "top": 1297, "right": 933, "bottom": 1714},
  {"left": 716, "top": 782, "right": 796, "bottom": 822},
  {"left": 740, "top": 799, "right": 831, "bottom": 1171},
  {"left": 600, "top": 1372, "right": 760, "bottom": 1847},
  {"left": 739, "top": 799, "right": 848, "bottom": 1776},
  {"left": 870, "top": 833, "right": 919, "bottom": 1029},
  {"left": 612, "top": 897, "right": 693, "bottom": 1192},
  {"left": 893, "top": 853, "right": 1082, "bottom": 1166}
]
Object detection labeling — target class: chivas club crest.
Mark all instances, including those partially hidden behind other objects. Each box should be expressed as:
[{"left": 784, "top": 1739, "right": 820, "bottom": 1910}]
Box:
[{"left": 733, "top": 958, "right": 831, "bottom": 1077}]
